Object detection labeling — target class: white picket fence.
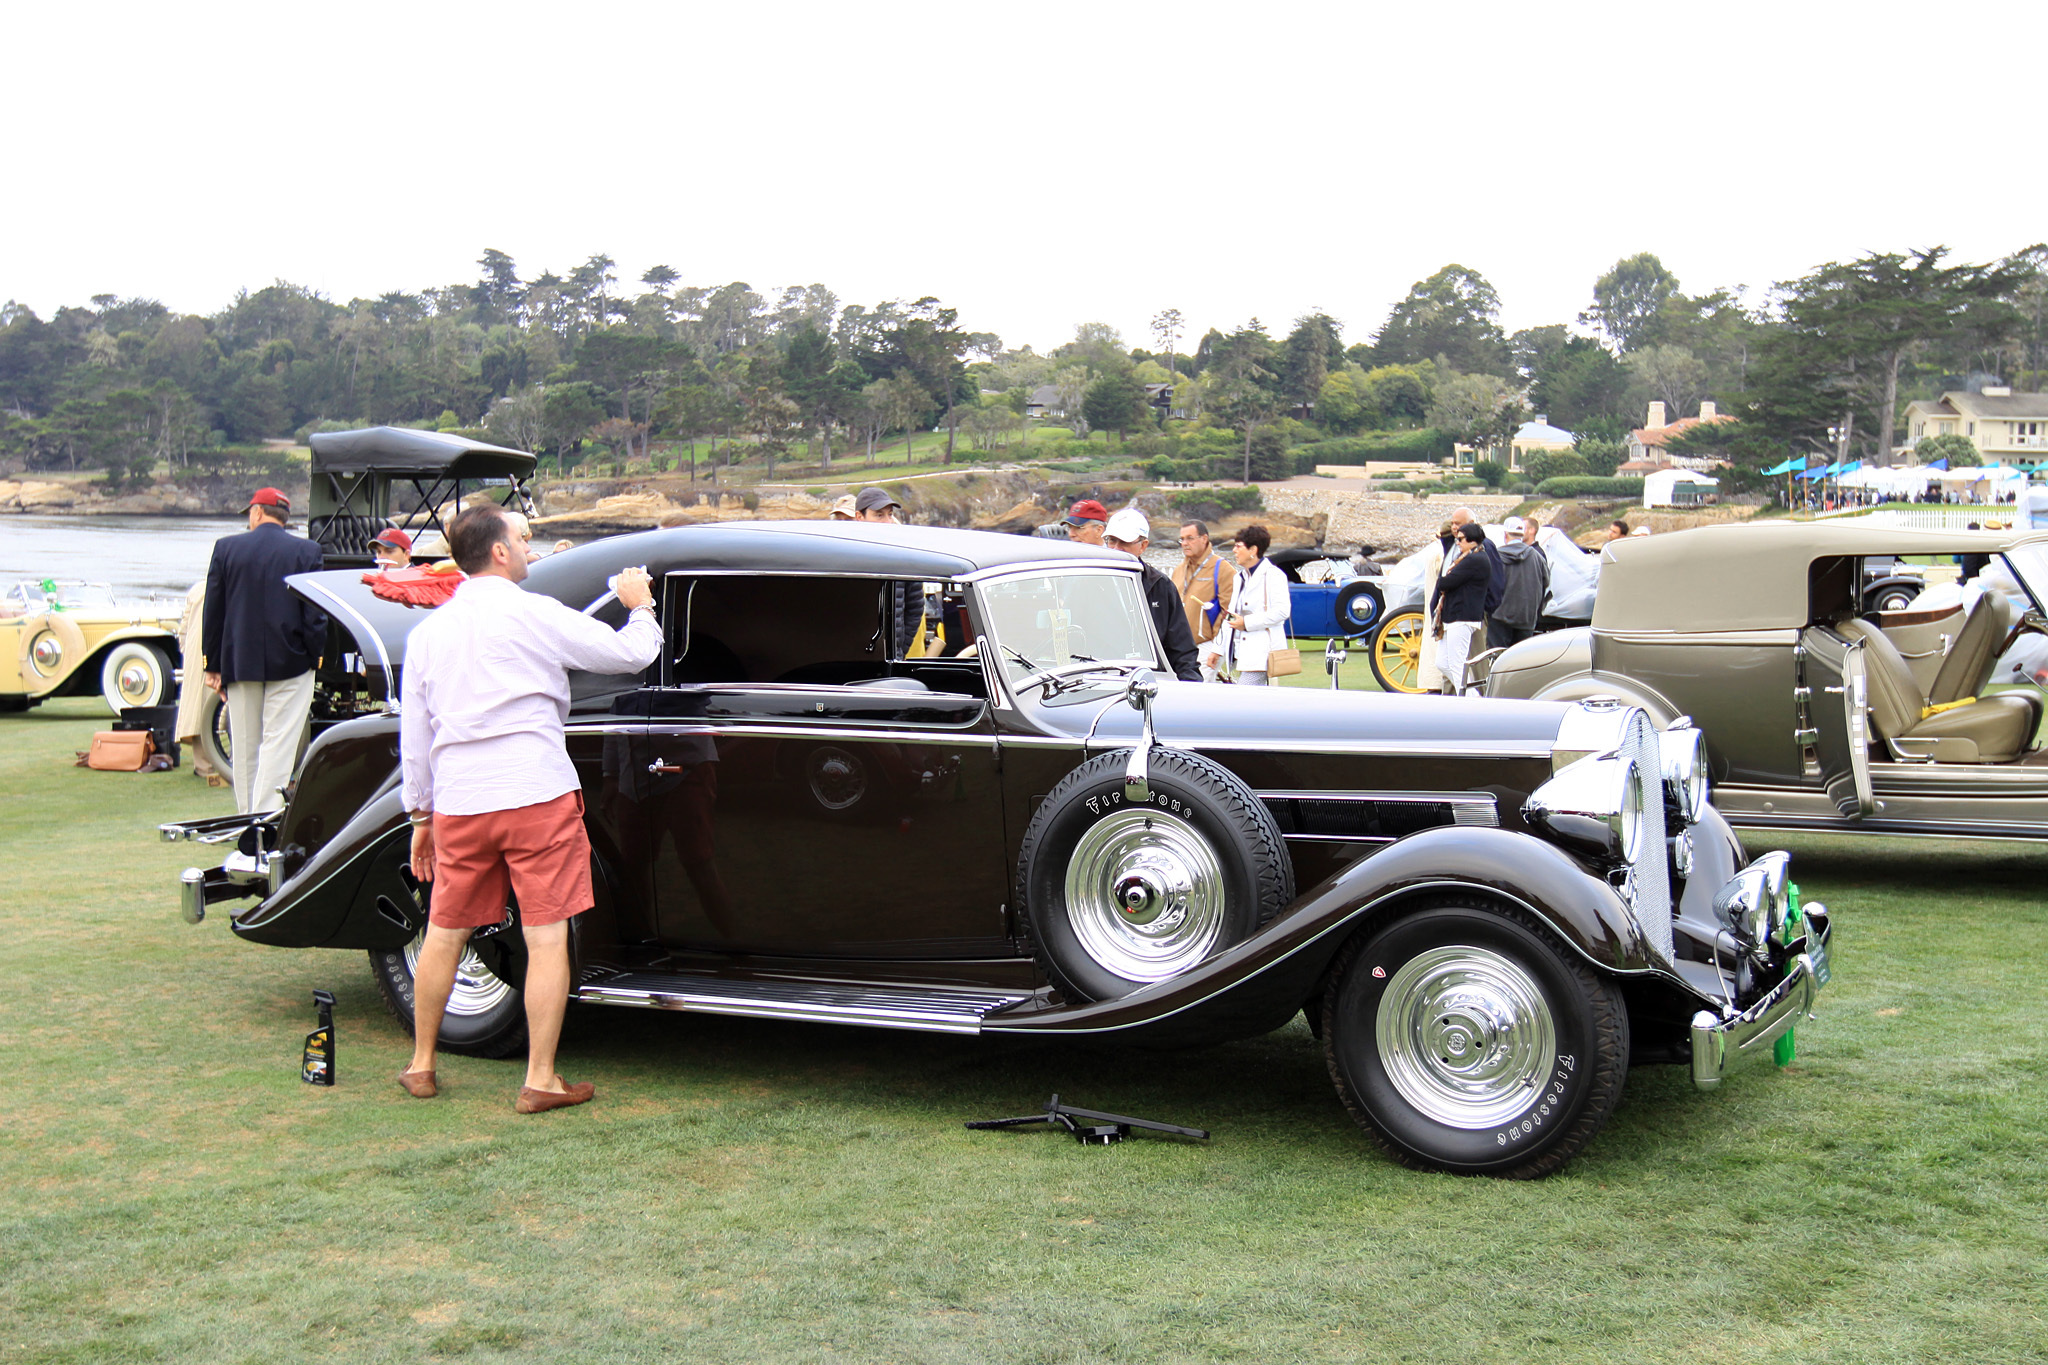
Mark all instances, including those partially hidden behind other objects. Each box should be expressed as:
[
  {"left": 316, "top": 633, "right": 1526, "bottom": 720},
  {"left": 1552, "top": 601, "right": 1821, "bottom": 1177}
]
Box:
[{"left": 1813, "top": 506, "right": 2019, "bottom": 530}]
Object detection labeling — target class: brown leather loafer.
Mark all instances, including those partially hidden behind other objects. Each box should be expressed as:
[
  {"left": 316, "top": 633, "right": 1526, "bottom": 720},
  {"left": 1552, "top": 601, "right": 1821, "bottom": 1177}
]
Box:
[
  {"left": 515, "top": 1080, "right": 595, "bottom": 1114},
  {"left": 397, "top": 1069, "right": 438, "bottom": 1099}
]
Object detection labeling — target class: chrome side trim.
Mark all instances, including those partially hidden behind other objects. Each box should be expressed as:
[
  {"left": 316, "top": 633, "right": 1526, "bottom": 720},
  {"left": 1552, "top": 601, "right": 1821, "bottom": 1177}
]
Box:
[
  {"left": 1598, "top": 628, "right": 1801, "bottom": 647},
  {"left": 574, "top": 973, "right": 1028, "bottom": 1035},
  {"left": 293, "top": 579, "right": 398, "bottom": 710},
  {"left": 648, "top": 724, "right": 998, "bottom": 747},
  {"left": 1029, "top": 735, "right": 1554, "bottom": 759},
  {"left": 1256, "top": 788, "right": 1500, "bottom": 815},
  {"left": 1690, "top": 910, "right": 1830, "bottom": 1090}
]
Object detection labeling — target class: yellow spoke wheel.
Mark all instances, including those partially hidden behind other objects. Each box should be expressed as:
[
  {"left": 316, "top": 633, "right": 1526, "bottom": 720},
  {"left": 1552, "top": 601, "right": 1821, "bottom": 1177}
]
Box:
[{"left": 1368, "top": 610, "right": 1429, "bottom": 694}]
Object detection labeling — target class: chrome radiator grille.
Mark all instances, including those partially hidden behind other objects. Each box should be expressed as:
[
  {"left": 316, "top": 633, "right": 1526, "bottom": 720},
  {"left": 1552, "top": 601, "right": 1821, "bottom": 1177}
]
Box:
[{"left": 1620, "top": 711, "right": 1673, "bottom": 963}]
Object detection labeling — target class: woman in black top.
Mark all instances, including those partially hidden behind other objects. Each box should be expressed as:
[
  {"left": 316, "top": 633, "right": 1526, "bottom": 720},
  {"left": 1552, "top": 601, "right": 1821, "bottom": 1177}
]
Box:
[{"left": 1430, "top": 522, "right": 1490, "bottom": 694}]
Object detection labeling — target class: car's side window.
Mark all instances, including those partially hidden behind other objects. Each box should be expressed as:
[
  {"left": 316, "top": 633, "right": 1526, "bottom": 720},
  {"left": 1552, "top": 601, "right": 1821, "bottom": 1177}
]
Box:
[
  {"left": 665, "top": 575, "right": 888, "bottom": 685},
  {"left": 1808, "top": 557, "right": 1856, "bottom": 626},
  {"left": 655, "top": 575, "right": 989, "bottom": 699}
]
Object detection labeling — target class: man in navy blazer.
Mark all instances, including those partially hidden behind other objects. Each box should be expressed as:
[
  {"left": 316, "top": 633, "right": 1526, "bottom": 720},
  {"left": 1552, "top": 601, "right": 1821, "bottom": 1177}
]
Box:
[{"left": 203, "top": 487, "right": 328, "bottom": 813}]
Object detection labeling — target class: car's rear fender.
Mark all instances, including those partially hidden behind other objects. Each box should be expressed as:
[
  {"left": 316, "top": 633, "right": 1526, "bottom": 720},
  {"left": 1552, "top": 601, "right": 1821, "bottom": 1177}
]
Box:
[
  {"left": 231, "top": 783, "right": 417, "bottom": 950},
  {"left": 984, "top": 825, "right": 1659, "bottom": 1044}
]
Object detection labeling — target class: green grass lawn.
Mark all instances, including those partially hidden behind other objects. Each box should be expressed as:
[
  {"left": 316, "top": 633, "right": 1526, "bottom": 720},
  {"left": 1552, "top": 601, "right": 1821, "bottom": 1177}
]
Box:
[{"left": 5, "top": 699, "right": 2046, "bottom": 1363}]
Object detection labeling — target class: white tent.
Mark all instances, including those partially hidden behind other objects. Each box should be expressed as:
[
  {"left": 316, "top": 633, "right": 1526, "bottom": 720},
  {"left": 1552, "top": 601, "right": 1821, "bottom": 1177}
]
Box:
[
  {"left": 1643, "top": 468, "right": 1719, "bottom": 507},
  {"left": 1845, "top": 465, "right": 1936, "bottom": 498},
  {"left": 1934, "top": 465, "right": 2028, "bottom": 499}
]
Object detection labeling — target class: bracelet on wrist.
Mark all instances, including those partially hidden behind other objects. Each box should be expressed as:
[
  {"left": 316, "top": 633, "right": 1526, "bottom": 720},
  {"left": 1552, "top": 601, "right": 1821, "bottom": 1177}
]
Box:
[{"left": 410, "top": 813, "right": 433, "bottom": 825}]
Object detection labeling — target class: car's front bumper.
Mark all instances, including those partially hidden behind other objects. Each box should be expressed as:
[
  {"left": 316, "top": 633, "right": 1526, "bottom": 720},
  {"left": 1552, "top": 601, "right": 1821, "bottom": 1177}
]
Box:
[{"left": 1689, "top": 907, "right": 1832, "bottom": 1089}]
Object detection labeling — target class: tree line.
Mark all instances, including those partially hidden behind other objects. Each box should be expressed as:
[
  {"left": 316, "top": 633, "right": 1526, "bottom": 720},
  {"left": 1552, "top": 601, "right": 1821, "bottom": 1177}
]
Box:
[{"left": 2, "top": 241, "right": 2043, "bottom": 489}]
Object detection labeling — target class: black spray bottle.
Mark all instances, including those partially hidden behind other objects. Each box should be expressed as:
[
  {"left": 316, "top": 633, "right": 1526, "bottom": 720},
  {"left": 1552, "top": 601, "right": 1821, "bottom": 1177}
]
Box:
[{"left": 302, "top": 989, "right": 336, "bottom": 1086}]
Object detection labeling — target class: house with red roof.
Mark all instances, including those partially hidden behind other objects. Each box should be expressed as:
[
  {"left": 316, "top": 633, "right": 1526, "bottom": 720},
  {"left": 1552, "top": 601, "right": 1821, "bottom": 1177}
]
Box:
[{"left": 1625, "top": 400, "right": 1736, "bottom": 472}]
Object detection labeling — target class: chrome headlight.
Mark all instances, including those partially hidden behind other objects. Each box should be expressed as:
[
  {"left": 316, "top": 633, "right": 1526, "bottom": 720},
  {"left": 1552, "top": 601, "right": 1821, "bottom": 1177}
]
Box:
[
  {"left": 1660, "top": 719, "right": 1709, "bottom": 825},
  {"left": 1526, "top": 752, "right": 1645, "bottom": 864},
  {"left": 1714, "top": 850, "right": 1791, "bottom": 961},
  {"left": 1616, "top": 758, "right": 1644, "bottom": 861}
]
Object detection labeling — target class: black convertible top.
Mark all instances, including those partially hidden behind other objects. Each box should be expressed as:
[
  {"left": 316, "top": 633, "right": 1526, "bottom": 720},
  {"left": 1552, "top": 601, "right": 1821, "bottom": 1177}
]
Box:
[
  {"left": 291, "top": 522, "right": 1134, "bottom": 678},
  {"left": 308, "top": 426, "right": 536, "bottom": 479}
]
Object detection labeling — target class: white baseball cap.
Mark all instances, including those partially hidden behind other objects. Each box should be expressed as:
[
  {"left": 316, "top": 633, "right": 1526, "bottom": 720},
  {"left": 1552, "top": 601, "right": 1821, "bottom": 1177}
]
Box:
[
  {"left": 1105, "top": 507, "right": 1151, "bottom": 542},
  {"left": 1502, "top": 516, "right": 1526, "bottom": 535}
]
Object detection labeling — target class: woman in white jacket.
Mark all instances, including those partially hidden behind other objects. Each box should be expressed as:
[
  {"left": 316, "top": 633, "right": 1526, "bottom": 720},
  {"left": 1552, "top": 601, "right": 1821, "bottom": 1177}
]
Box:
[{"left": 1202, "top": 523, "right": 1292, "bottom": 685}]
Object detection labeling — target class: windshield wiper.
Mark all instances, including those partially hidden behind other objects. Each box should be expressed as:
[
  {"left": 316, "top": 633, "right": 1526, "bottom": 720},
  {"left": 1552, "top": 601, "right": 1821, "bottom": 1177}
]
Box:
[{"left": 1014, "top": 658, "right": 1145, "bottom": 696}]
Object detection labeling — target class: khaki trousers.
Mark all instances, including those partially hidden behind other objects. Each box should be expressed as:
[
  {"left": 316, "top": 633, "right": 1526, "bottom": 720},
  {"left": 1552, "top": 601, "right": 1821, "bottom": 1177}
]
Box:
[{"left": 225, "top": 673, "right": 315, "bottom": 814}]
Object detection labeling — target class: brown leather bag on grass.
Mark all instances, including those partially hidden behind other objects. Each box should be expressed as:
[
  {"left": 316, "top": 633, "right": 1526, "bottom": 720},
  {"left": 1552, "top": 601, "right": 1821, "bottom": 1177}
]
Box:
[{"left": 77, "top": 730, "right": 155, "bottom": 772}]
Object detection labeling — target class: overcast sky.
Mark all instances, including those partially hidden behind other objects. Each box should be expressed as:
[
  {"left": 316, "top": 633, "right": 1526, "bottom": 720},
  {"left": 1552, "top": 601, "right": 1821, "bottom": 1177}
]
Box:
[{"left": 7, "top": 1, "right": 2043, "bottom": 355}]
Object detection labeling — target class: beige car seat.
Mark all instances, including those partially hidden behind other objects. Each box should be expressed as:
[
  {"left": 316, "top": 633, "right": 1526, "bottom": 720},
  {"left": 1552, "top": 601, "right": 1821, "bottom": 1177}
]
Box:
[
  {"left": 1873, "top": 602, "right": 1965, "bottom": 695},
  {"left": 1926, "top": 591, "right": 2014, "bottom": 706},
  {"left": 1839, "top": 620, "right": 2039, "bottom": 763}
]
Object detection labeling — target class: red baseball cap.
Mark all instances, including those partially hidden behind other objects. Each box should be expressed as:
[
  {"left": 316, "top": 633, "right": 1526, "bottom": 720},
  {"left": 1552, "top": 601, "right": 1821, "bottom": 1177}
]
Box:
[
  {"left": 372, "top": 527, "right": 413, "bottom": 553},
  {"left": 1064, "top": 498, "right": 1109, "bottom": 526},
  {"left": 246, "top": 487, "right": 291, "bottom": 512}
]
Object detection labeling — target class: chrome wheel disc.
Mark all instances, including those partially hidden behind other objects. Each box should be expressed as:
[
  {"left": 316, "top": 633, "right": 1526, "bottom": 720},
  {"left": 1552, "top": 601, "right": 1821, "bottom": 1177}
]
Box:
[
  {"left": 118, "top": 660, "right": 157, "bottom": 704},
  {"left": 30, "top": 633, "right": 62, "bottom": 676},
  {"left": 807, "top": 746, "right": 868, "bottom": 811},
  {"left": 1376, "top": 946, "right": 1555, "bottom": 1128},
  {"left": 403, "top": 930, "right": 515, "bottom": 1017},
  {"left": 1064, "top": 809, "right": 1225, "bottom": 981}
]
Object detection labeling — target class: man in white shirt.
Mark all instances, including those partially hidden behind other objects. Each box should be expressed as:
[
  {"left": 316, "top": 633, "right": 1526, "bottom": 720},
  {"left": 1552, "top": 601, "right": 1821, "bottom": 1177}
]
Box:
[{"left": 397, "top": 505, "right": 661, "bottom": 1113}]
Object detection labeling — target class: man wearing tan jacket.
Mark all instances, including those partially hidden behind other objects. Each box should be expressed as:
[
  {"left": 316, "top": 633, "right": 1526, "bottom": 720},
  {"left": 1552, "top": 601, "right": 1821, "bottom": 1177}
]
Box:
[{"left": 1171, "top": 520, "right": 1235, "bottom": 680}]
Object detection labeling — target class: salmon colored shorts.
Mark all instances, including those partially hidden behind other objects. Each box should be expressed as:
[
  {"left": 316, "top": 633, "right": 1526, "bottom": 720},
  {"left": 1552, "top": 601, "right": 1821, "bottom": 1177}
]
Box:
[{"left": 429, "top": 790, "right": 593, "bottom": 929}]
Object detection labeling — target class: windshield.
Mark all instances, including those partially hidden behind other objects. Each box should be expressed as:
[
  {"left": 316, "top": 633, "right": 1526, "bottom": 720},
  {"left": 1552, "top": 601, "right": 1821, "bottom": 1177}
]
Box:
[
  {"left": 1999, "top": 545, "right": 2048, "bottom": 613},
  {"left": 2, "top": 579, "right": 116, "bottom": 612},
  {"left": 978, "top": 570, "right": 1156, "bottom": 688}
]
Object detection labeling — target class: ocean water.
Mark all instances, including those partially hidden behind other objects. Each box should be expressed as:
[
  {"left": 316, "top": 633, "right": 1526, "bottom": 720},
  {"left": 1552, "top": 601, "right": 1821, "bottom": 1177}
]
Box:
[{"left": 0, "top": 515, "right": 245, "bottom": 600}]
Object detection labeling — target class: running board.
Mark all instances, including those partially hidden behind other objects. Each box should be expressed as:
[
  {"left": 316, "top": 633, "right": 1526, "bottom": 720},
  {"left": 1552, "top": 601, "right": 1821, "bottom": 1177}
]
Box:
[{"left": 573, "top": 973, "right": 1029, "bottom": 1035}]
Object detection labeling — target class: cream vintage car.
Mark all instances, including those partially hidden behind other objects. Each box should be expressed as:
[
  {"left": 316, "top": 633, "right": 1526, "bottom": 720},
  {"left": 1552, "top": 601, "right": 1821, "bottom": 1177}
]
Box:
[
  {"left": 1483, "top": 521, "right": 2048, "bottom": 839},
  {"left": 1, "top": 578, "right": 184, "bottom": 713}
]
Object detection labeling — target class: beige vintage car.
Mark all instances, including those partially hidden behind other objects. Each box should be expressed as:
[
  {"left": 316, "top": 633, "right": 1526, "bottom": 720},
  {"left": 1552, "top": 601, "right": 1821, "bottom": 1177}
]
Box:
[
  {"left": 1483, "top": 521, "right": 2048, "bottom": 840},
  {"left": 1, "top": 579, "right": 184, "bottom": 713}
]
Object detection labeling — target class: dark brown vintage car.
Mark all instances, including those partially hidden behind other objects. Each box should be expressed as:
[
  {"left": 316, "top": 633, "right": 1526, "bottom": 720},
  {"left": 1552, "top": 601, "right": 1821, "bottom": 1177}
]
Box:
[{"left": 164, "top": 523, "right": 1833, "bottom": 1177}]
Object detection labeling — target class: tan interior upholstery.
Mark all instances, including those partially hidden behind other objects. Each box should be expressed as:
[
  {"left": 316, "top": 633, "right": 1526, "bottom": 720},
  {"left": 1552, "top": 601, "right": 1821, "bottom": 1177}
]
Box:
[
  {"left": 1875, "top": 602, "right": 1965, "bottom": 695},
  {"left": 1927, "top": 591, "right": 2013, "bottom": 706},
  {"left": 1838, "top": 620, "right": 2039, "bottom": 763}
]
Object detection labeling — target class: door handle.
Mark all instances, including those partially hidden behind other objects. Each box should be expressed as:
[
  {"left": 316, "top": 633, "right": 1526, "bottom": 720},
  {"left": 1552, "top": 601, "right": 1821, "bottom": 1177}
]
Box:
[
  {"left": 647, "top": 761, "right": 685, "bottom": 774},
  {"left": 1822, "top": 686, "right": 1846, "bottom": 695}
]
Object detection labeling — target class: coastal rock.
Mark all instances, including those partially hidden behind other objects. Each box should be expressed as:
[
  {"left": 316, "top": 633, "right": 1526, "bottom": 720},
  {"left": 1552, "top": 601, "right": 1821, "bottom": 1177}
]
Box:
[
  {"left": 0, "top": 480, "right": 82, "bottom": 510},
  {"left": 972, "top": 499, "right": 1053, "bottom": 535}
]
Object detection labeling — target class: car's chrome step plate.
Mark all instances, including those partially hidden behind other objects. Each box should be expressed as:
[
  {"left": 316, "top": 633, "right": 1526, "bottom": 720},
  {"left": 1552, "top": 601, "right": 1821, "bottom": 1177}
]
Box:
[{"left": 574, "top": 973, "right": 1027, "bottom": 1035}]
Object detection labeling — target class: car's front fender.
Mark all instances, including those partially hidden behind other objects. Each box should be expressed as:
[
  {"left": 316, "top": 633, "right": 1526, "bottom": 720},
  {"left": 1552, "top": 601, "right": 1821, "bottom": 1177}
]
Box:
[{"left": 984, "top": 826, "right": 1655, "bottom": 1045}]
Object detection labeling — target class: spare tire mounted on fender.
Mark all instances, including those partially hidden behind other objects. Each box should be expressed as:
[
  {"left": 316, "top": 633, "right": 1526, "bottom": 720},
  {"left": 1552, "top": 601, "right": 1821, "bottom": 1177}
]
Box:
[{"left": 1017, "top": 748, "right": 1294, "bottom": 1003}]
